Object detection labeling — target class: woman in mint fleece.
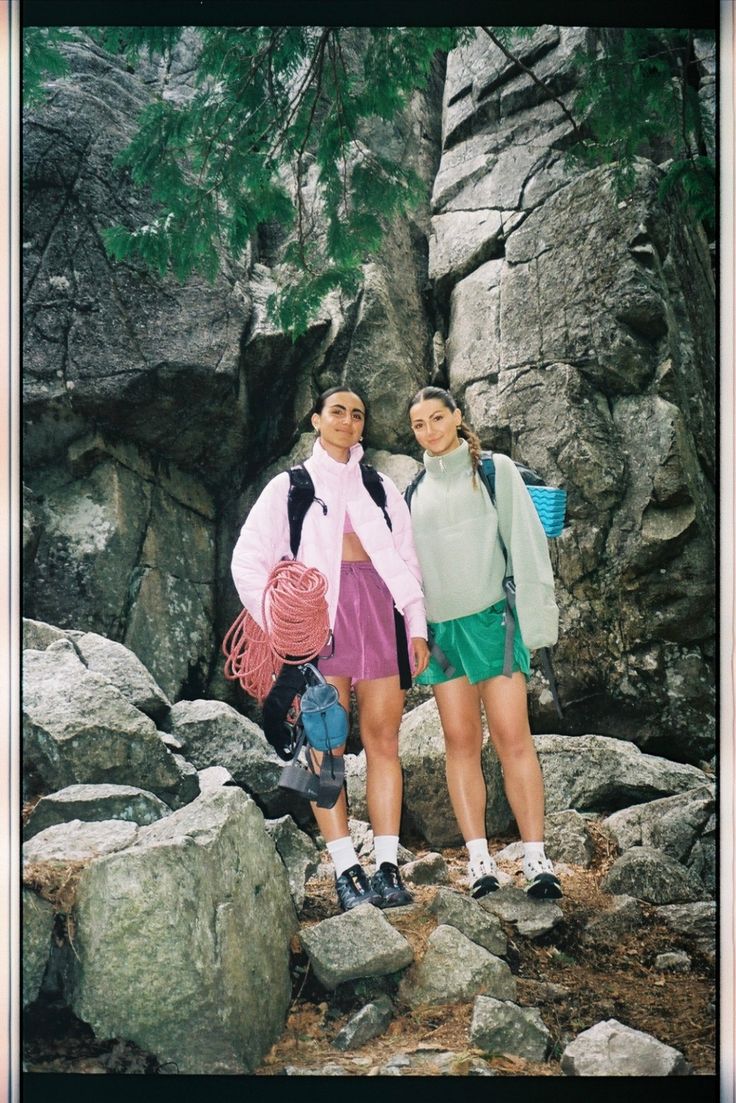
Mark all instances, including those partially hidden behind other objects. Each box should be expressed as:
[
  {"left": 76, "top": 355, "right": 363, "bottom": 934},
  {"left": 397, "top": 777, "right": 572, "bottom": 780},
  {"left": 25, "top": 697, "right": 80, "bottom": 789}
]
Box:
[{"left": 407, "top": 387, "right": 562, "bottom": 900}]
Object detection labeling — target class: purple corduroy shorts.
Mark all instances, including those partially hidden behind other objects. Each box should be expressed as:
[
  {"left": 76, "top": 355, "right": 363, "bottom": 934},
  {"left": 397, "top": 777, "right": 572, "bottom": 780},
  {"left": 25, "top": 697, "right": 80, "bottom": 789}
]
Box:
[{"left": 318, "top": 561, "right": 410, "bottom": 683}]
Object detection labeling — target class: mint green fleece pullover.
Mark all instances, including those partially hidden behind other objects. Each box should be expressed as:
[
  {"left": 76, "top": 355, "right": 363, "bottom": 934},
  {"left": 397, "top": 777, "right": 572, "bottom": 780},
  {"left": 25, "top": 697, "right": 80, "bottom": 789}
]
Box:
[{"left": 410, "top": 439, "right": 558, "bottom": 650}]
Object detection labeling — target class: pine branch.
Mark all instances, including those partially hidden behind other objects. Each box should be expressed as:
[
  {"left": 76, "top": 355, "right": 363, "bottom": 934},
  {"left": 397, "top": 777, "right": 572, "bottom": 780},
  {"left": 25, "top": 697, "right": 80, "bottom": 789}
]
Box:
[
  {"left": 266, "top": 29, "right": 332, "bottom": 165},
  {"left": 328, "top": 35, "right": 351, "bottom": 221},
  {"left": 294, "top": 34, "right": 330, "bottom": 272},
  {"left": 195, "top": 30, "right": 287, "bottom": 192}
]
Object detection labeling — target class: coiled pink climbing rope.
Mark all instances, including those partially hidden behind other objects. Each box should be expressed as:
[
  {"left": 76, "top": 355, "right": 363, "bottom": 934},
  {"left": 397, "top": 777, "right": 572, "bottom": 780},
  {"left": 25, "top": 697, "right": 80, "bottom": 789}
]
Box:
[{"left": 222, "top": 560, "right": 331, "bottom": 703}]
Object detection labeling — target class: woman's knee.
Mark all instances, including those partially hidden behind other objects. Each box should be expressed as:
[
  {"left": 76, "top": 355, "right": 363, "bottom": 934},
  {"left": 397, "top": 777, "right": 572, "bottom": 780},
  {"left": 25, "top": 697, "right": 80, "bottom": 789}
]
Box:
[
  {"left": 361, "top": 727, "right": 400, "bottom": 762},
  {"left": 442, "top": 725, "right": 483, "bottom": 759},
  {"left": 490, "top": 724, "right": 536, "bottom": 762}
]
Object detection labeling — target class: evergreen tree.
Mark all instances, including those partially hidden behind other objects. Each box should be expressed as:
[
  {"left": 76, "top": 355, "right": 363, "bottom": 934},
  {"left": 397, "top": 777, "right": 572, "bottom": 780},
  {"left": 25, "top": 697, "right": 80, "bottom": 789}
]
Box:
[
  {"left": 571, "top": 28, "right": 715, "bottom": 232},
  {"left": 24, "top": 25, "right": 715, "bottom": 338},
  {"left": 23, "top": 26, "right": 74, "bottom": 106},
  {"left": 88, "top": 26, "right": 464, "bottom": 337}
]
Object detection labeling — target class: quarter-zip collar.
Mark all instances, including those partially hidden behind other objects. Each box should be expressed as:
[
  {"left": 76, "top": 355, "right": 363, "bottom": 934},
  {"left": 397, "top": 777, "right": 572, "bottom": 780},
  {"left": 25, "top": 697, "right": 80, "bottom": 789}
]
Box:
[{"left": 424, "top": 437, "right": 471, "bottom": 479}]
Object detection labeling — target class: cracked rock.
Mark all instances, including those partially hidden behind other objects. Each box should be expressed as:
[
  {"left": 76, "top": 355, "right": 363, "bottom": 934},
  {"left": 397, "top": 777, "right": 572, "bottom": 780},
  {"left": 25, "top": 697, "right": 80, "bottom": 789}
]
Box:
[
  {"left": 265, "top": 814, "right": 320, "bottom": 912},
  {"left": 332, "top": 995, "right": 394, "bottom": 1051},
  {"left": 470, "top": 995, "right": 551, "bottom": 1062},
  {"left": 299, "top": 905, "right": 414, "bottom": 990},
  {"left": 601, "top": 846, "right": 705, "bottom": 905},
  {"left": 428, "top": 887, "right": 507, "bottom": 956},
  {"left": 398, "top": 924, "right": 515, "bottom": 1008},
  {"left": 478, "top": 886, "right": 563, "bottom": 938},
  {"left": 23, "top": 783, "right": 171, "bottom": 841}
]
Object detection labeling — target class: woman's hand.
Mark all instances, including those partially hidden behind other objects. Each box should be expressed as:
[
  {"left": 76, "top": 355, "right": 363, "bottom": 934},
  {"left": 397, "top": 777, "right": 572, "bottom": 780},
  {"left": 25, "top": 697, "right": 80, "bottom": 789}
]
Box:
[{"left": 412, "top": 637, "right": 430, "bottom": 676}]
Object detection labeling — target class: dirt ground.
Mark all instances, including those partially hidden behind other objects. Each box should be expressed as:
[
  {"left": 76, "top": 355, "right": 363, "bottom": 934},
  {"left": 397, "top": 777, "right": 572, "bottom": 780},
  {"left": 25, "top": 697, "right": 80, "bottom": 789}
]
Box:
[{"left": 22, "top": 822, "right": 716, "bottom": 1077}]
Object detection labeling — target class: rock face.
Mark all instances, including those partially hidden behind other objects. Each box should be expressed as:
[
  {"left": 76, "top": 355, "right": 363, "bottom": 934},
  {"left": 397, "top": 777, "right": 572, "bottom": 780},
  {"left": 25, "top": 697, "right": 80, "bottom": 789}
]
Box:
[
  {"left": 332, "top": 995, "right": 394, "bottom": 1051},
  {"left": 433, "top": 28, "right": 715, "bottom": 760},
  {"left": 69, "top": 787, "right": 298, "bottom": 1074},
  {"left": 535, "top": 734, "right": 709, "bottom": 814},
  {"left": 22, "top": 33, "right": 250, "bottom": 483},
  {"left": 544, "top": 810, "right": 595, "bottom": 867},
  {"left": 581, "top": 895, "right": 644, "bottom": 946},
  {"left": 18, "top": 592, "right": 716, "bottom": 1077},
  {"left": 22, "top": 30, "right": 440, "bottom": 702},
  {"left": 401, "top": 852, "right": 449, "bottom": 885},
  {"left": 23, "top": 819, "right": 140, "bottom": 865},
  {"left": 23, "top": 641, "right": 188, "bottom": 802},
  {"left": 654, "top": 901, "right": 715, "bottom": 943},
  {"left": 428, "top": 888, "right": 507, "bottom": 956},
  {"left": 23, "top": 617, "right": 74, "bottom": 651},
  {"left": 23, "top": 889, "right": 55, "bottom": 1007},
  {"left": 602, "top": 786, "right": 715, "bottom": 895},
  {"left": 348, "top": 720, "right": 709, "bottom": 852},
  {"left": 265, "top": 815, "right": 320, "bottom": 912},
  {"left": 72, "top": 631, "right": 171, "bottom": 720},
  {"left": 601, "top": 846, "right": 705, "bottom": 905},
  {"left": 479, "top": 887, "right": 563, "bottom": 940},
  {"left": 163, "top": 699, "right": 301, "bottom": 820},
  {"left": 655, "top": 951, "right": 690, "bottom": 973},
  {"left": 23, "top": 30, "right": 714, "bottom": 766},
  {"left": 25, "top": 436, "right": 218, "bottom": 700}
]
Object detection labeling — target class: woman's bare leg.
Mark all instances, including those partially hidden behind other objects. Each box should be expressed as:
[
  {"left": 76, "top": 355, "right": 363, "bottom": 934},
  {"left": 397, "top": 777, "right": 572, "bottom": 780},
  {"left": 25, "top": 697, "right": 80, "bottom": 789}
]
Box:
[
  {"left": 354, "top": 674, "right": 405, "bottom": 835},
  {"left": 432, "top": 676, "right": 486, "bottom": 841},
  {"left": 479, "top": 671, "right": 545, "bottom": 841}
]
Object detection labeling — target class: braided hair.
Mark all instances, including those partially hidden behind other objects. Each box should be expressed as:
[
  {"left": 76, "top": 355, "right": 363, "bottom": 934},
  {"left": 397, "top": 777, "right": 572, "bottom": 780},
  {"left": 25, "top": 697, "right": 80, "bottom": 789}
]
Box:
[{"left": 408, "top": 386, "right": 484, "bottom": 485}]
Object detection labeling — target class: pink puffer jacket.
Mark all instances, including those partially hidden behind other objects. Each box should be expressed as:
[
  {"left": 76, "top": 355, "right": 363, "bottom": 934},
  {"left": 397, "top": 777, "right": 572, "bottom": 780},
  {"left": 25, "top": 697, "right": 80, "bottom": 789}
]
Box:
[{"left": 231, "top": 439, "right": 428, "bottom": 640}]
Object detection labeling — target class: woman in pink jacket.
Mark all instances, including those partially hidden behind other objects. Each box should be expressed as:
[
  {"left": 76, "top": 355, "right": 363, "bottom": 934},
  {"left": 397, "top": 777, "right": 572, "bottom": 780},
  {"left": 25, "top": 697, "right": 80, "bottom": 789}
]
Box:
[{"left": 231, "top": 387, "right": 430, "bottom": 912}]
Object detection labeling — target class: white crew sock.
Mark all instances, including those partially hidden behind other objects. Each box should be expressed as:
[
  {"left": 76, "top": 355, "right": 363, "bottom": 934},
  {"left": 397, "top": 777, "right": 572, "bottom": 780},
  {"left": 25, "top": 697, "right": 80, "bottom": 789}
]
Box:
[
  {"left": 373, "top": 834, "right": 399, "bottom": 868},
  {"left": 523, "top": 841, "right": 553, "bottom": 879},
  {"left": 327, "top": 836, "right": 359, "bottom": 878},
  {"left": 466, "top": 838, "right": 491, "bottom": 865},
  {"left": 523, "top": 842, "right": 547, "bottom": 863}
]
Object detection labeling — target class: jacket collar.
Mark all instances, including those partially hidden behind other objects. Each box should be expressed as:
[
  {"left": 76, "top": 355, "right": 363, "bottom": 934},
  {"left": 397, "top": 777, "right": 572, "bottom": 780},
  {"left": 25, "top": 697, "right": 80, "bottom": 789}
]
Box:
[
  {"left": 424, "top": 438, "right": 471, "bottom": 479},
  {"left": 311, "top": 437, "right": 364, "bottom": 479}
]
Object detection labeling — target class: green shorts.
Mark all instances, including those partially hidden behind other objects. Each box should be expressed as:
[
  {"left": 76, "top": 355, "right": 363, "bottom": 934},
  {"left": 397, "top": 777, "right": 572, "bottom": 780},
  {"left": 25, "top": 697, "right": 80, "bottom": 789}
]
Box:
[{"left": 416, "top": 599, "right": 531, "bottom": 687}]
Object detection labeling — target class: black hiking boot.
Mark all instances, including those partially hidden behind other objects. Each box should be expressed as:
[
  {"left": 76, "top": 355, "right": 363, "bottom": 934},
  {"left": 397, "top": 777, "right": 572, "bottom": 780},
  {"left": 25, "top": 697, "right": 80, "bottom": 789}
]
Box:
[
  {"left": 335, "top": 863, "right": 383, "bottom": 911},
  {"left": 370, "top": 862, "right": 414, "bottom": 908}
]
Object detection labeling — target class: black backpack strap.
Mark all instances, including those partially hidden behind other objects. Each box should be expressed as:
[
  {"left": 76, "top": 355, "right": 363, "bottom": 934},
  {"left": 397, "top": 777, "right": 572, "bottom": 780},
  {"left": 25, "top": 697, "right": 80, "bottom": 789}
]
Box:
[
  {"left": 478, "top": 453, "right": 497, "bottom": 505},
  {"left": 403, "top": 468, "right": 426, "bottom": 511},
  {"left": 501, "top": 576, "right": 517, "bottom": 678},
  {"left": 361, "top": 462, "right": 423, "bottom": 688},
  {"left": 360, "top": 462, "right": 392, "bottom": 530},
  {"left": 502, "top": 567, "right": 563, "bottom": 717},
  {"left": 426, "top": 626, "right": 456, "bottom": 679},
  {"left": 393, "top": 609, "right": 412, "bottom": 690},
  {"left": 287, "top": 465, "right": 327, "bottom": 558}
]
